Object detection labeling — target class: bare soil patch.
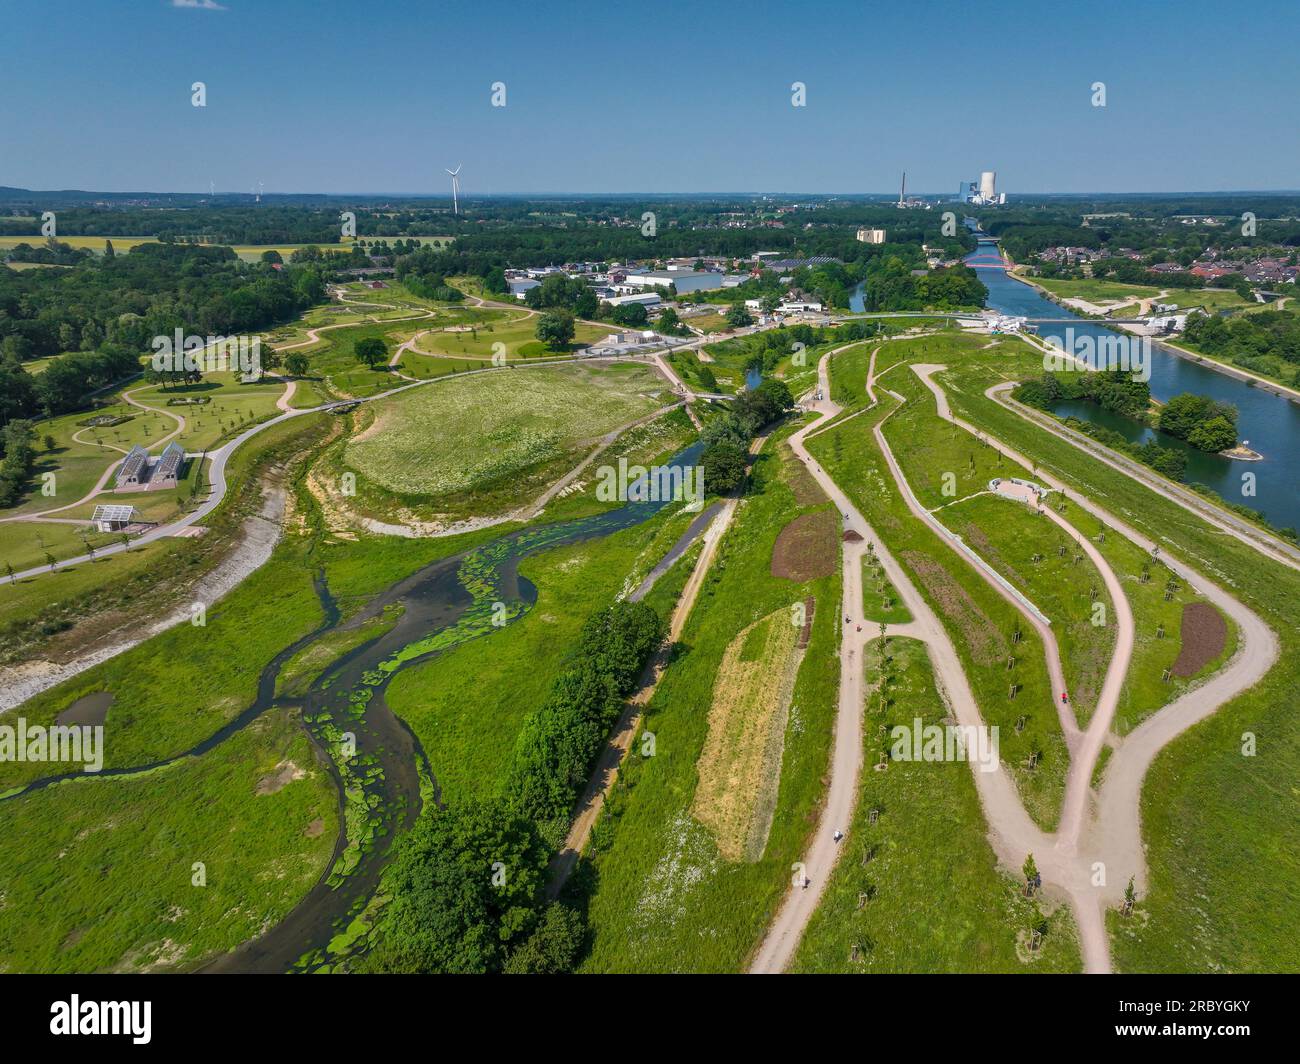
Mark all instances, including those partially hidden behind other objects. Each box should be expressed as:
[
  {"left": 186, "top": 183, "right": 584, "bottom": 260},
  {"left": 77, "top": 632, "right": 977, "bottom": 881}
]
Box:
[
  {"left": 1172, "top": 601, "right": 1228, "bottom": 677},
  {"left": 783, "top": 447, "right": 826, "bottom": 506},
  {"left": 771, "top": 510, "right": 838, "bottom": 582},
  {"left": 255, "top": 760, "right": 306, "bottom": 796}
]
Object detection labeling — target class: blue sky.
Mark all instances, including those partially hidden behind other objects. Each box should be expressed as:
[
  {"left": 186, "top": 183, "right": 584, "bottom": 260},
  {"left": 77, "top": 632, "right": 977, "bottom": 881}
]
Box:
[{"left": 2, "top": 0, "right": 1296, "bottom": 195}]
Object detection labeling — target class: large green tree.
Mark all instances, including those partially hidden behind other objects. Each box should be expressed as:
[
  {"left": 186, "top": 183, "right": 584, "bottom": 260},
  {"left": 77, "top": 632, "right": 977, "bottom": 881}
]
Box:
[
  {"left": 536, "top": 311, "right": 576, "bottom": 351},
  {"left": 364, "top": 801, "right": 546, "bottom": 974}
]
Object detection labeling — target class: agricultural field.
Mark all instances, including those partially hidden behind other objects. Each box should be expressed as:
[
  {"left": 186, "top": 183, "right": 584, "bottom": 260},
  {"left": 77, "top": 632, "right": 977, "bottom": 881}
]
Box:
[
  {"left": 691, "top": 606, "right": 805, "bottom": 862},
  {"left": 792, "top": 637, "right": 1080, "bottom": 973},
  {"left": 339, "top": 362, "right": 673, "bottom": 518}
]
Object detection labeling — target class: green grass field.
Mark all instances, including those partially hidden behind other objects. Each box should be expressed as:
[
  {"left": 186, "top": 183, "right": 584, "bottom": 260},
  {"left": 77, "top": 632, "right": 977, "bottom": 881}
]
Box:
[
  {"left": 409, "top": 313, "right": 609, "bottom": 361},
  {"left": 1030, "top": 277, "right": 1161, "bottom": 305},
  {"left": 341, "top": 361, "right": 670, "bottom": 513},
  {"left": 934, "top": 338, "right": 1300, "bottom": 971},
  {"left": 0, "top": 705, "right": 337, "bottom": 973},
  {"left": 385, "top": 503, "right": 697, "bottom": 806},
  {"left": 808, "top": 355, "right": 1067, "bottom": 830},
  {"left": 792, "top": 636, "right": 1081, "bottom": 972}
]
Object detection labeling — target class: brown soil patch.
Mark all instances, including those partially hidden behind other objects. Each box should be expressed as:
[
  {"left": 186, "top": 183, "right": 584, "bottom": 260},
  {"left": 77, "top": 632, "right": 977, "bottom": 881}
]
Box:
[
  {"left": 783, "top": 446, "right": 826, "bottom": 506},
  {"left": 772, "top": 510, "right": 838, "bottom": 582},
  {"left": 903, "top": 550, "right": 1004, "bottom": 665},
  {"left": 843, "top": 529, "right": 863, "bottom": 543},
  {"left": 255, "top": 760, "right": 306, "bottom": 796},
  {"left": 304, "top": 817, "right": 326, "bottom": 838},
  {"left": 1172, "top": 601, "right": 1228, "bottom": 677},
  {"left": 693, "top": 609, "right": 804, "bottom": 862}
]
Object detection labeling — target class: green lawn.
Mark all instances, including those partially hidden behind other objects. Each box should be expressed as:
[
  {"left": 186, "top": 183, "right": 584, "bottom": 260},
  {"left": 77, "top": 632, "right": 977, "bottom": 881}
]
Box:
[
  {"left": 410, "top": 313, "right": 608, "bottom": 361},
  {"left": 1031, "top": 277, "right": 1161, "bottom": 305}
]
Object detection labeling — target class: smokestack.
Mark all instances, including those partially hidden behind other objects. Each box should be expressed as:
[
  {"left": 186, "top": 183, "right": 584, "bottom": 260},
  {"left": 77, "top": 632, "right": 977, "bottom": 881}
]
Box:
[{"left": 900, "top": 171, "right": 906, "bottom": 206}]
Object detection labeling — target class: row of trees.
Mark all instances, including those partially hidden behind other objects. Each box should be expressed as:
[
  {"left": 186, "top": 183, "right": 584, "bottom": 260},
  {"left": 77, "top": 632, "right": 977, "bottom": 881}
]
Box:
[
  {"left": 701, "top": 378, "right": 796, "bottom": 494},
  {"left": 363, "top": 600, "right": 665, "bottom": 974},
  {"left": 0, "top": 420, "right": 35, "bottom": 508}
]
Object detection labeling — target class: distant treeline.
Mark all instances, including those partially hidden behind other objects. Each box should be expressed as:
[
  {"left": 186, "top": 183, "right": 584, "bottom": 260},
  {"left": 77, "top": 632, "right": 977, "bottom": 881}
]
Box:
[{"left": 0, "top": 243, "right": 327, "bottom": 425}]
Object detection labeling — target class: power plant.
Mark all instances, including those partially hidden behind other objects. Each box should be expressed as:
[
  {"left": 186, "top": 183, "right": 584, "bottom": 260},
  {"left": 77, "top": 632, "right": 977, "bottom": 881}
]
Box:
[{"left": 956, "top": 170, "right": 1006, "bottom": 206}]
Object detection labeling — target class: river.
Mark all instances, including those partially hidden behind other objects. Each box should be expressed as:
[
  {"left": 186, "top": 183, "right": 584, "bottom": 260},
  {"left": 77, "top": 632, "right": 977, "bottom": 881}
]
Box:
[
  {"left": 4, "top": 443, "right": 707, "bottom": 972},
  {"left": 851, "top": 244, "right": 1300, "bottom": 530}
]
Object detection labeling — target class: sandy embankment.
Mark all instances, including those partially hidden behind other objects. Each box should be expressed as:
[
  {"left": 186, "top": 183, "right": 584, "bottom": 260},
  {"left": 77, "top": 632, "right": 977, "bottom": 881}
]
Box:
[{"left": 0, "top": 485, "right": 287, "bottom": 714}]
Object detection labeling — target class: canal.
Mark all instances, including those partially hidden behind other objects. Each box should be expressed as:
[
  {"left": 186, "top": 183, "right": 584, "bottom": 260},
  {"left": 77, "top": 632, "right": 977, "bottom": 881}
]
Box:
[{"left": 851, "top": 243, "right": 1300, "bottom": 530}]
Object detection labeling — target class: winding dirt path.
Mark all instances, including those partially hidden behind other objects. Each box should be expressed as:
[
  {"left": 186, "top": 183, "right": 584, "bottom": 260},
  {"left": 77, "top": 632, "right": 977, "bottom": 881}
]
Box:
[{"left": 751, "top": 344, "right": 1275, "bottom": 976}]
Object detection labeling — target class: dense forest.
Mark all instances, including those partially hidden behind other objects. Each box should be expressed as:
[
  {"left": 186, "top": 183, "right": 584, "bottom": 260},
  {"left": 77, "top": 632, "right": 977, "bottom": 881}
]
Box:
[
  {"left": 1183, "top": 310, "right": 1300, "bottom": 374},
  {"left": 859, "top": 258, "right": 987, "bottom": 311}
]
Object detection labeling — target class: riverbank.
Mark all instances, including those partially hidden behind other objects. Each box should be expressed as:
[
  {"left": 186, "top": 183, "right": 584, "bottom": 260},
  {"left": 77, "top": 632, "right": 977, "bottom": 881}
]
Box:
[{"left": 1004, "top": 268, "right": 1300, "bottom": 404}]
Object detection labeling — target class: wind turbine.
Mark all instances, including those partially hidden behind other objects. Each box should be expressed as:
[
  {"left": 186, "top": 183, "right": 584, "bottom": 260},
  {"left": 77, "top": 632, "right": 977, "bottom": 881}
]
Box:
[{"left": 446, "top": 165, "right": 461, "bottom": 215}]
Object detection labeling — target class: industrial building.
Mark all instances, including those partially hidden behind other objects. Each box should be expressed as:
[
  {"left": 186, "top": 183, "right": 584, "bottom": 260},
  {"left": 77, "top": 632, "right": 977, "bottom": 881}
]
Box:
[
  {"left": 956, "top": 170, "right": 1007, "bottom": 206},
  {"left": 856, "top": 228, "right": 886, "bottom": 244}
]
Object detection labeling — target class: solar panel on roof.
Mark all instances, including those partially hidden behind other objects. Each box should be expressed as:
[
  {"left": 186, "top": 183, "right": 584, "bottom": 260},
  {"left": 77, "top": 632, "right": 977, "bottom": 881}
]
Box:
[
  {"left": 155, "top": 442, "right": 185, "bottom": 478},
  {"left": 118, "top": 445, "right": 148, "bottom": 480},
  {"left": 91, "top": 504, "right": 136, "bottom": 522}
]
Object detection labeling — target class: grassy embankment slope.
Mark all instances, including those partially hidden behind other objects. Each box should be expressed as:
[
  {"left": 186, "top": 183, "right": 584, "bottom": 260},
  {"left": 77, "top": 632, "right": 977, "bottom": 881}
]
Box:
[
  {"left": 935, "top": 339, "right": 1298, "bottom": 971},
  {"left": 792, "top": 636, "right": 1080, "bottom": 973}
]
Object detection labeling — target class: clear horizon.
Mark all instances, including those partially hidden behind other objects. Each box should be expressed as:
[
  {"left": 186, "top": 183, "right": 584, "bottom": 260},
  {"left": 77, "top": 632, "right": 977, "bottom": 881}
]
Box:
[{"left": 2, "top": 0, "right": 1296, "bottom": 196}]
